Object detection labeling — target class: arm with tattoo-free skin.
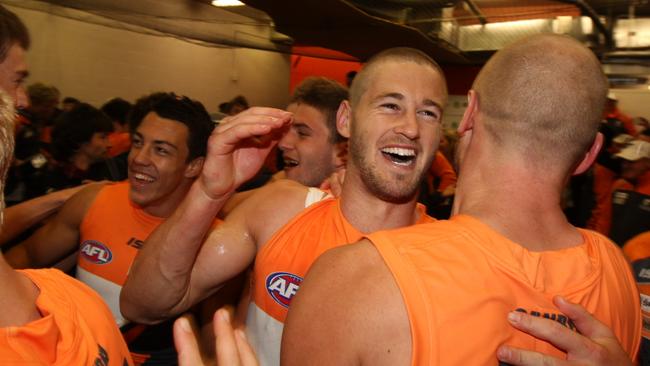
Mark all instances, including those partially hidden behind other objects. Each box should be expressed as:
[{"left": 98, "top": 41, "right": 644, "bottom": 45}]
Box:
[{"left": 121, "top": 107, "right": 293, "bottom": 324}]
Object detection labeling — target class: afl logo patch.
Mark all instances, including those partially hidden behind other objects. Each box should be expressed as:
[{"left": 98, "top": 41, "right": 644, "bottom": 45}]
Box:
[
  {"left": 80, "top": 240, "right": 113, "bottom": 265},
  {"left": 266, "top": 272, "right": 303, "bottom": 308}
]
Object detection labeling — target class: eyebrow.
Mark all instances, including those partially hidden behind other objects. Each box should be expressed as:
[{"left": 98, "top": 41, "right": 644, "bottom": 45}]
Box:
[
  {"left": 292, "top": 121, "right": 312, "bottom": 131},
  {"left": 373, "top": 92, "right": 443, "bottom": 111},
  {"left": 133, "top": 132, "right": 179, "bottom": 151}
]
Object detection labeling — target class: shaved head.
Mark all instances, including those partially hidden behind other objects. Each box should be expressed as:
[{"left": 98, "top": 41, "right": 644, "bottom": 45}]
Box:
[
  {"left": 350, "top": 47, "right": 448, "bottom": 108},
  {"left": 474, "top": 34, "right": 607, "bottom": 169}
]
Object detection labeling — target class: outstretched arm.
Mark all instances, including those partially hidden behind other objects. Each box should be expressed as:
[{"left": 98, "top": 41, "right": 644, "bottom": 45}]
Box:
[
  {"left": 121, "top": 107, "right": 293, "bottom": 324},
  {"left": 497, "top": 296, "right": 633, "bottom": 366},
  {"left": 0, "top": 183, "right": 93, "bottom": 246},
  {"left": 4, "top": 184, "right": 103, "bottom": 269}
]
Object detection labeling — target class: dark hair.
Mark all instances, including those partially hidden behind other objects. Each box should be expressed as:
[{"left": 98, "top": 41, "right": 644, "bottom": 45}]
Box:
[
  {"left": 230, "top": 95, "right": 249, "bottom": 109},
  {"left": 129, "top": 92, "right": 214, "bottom": 161},
  {"left": 62, "top": 97, "right": 80, "bottom": 105},
  {"left": 0, "top": 5, "right": 29, "bottom": 62},
  {"left": 51, "top": 103, "right": 113, "bottom": 162},
  {"left": 101, "top": 98, "right": 132, "bottom": 126},
  {"left": 290, "top": 77, "right": 348, "bottom": 144}
]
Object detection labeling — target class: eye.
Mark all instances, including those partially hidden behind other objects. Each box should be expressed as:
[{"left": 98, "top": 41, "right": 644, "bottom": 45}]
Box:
[
  {"left": 131, "top": 137, "right": 143, "bottom": 147},
  {"left": 381, "top": 103, "right": 400, "bottom": 111},
  {"left": 155, "top": 146, "right": 170, "bottom": 156},
  {"left": 419, "top": 109, "right": 440, "bottom": 121}
]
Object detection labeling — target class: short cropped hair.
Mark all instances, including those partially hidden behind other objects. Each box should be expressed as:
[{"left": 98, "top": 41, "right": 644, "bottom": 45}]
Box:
[
  {"left": 27, "top": 83, "right": 59, "bottom": 107},
  {"left": 51, "top": 103, "right": 113, "bottom": 162},
  {"left": 290, "top": 77, "right": 348, "bottom": 144},
  {"left": 0, "top": 5, "right": 29, "bottom": 62},
  {"left": 349, "top": 47, "right": 447, "bottom": 108},
  {"left": 129, "top": 92, "right": 214, "bottom": 161},
  {"left": 474, "top": 34, "right": 607, "bottom": 168}
]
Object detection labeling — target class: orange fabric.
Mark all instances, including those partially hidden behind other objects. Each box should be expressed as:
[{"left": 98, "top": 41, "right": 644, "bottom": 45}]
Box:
[
  {"left": 588, "top": 163, "right": 618, "bottom": 234},
  {"left": 623, "top": 231, "right": 650, "bottom": 342},
  {"left": 252, "top": 197, "right": 433, "bottom": 323},
  {"left": 78, "top": 182, "right": 164, "bottom": 287},
  {"left": 368, "top": 215, "right": 642, "bottom": 365},
  {"left": 108, "top": 132, "right": 131, "bottom": 157},
  {"left": 0, "top": 269, "right": 133, "bottom": 365},
  {"left": 427, "top": 151, "right": 457, "bottom": 193}
]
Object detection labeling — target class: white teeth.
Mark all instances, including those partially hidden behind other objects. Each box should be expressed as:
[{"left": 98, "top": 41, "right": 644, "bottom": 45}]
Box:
[
  {"left": 381, "top": 147, "right": 416, "bottom": 156},
  {"left": 134, "top": 173, "right": 155, "bottom": 182},
  {"left": 284, "top": 158, "right": 299, "bottom": 167}
]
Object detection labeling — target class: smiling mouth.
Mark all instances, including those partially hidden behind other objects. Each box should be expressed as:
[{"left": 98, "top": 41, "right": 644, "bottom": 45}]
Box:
[
  {"left": 284, "top": 158, "right": 299, "bottom": 168},
  {"left": 132, "top": 172, "right": 155, "bottom": 183},
  {"left": 381, "top": 147, "right": 416, "bottom": 166}
]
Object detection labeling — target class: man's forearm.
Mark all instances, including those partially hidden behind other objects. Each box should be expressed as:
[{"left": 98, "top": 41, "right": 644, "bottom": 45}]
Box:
[{"left": 121, "top": 182, "right": 232, "bottom": 323}]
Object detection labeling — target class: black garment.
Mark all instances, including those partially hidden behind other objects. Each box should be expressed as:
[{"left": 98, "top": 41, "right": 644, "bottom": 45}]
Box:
[{"left": 609, "top": 190, "right": 650, "bottom": 246}]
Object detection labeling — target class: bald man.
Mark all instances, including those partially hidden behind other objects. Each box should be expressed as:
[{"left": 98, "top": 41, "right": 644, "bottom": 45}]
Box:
[{"left": 282, "top": 34, "right": 641, "bottom": 365}]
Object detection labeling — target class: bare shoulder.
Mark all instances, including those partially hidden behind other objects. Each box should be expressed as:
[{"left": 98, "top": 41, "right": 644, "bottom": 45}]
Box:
[
  {"left": 282, "top": 239, "right": 411, "bottom": 366},
  {"left": 232, "top": 179, "right": 313, "bottom": 244}
]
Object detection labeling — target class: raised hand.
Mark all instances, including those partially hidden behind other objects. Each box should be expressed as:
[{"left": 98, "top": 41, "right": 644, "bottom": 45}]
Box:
[
  {"left": 175, "top": 309, "right": 258, "bottom": 366},
  {"left": 200, "top": 107, "right": 292, "bottom": 200},
  {"left": 497, "top": 296, "right": 632, "bottom": 366}
]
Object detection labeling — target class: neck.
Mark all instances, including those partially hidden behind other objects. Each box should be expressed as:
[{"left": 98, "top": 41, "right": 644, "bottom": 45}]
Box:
[
  {"left": 339, "top": 169, "right": 420, "bottom": 234},
  {"left": 0, "top": 255, "right": 41, "bottom": 327},
  {"left": 453, "top": 154, "right": 581, "bottom": 251},
  {"left": 141, "top": 180, "right": 194, "bottom": 218}
]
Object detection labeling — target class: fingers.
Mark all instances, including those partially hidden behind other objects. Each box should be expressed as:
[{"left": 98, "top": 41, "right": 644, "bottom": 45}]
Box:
[
  {"left": 211, "top": 109, "right": 292, "bottom": 155},
  {"left": 215, "top": 308, "right": 243, "bottom": 366},
  {"left": 497, "top": 345, "right": 568, "bottom": 366},
  {"left": 217, "top": 107, "right": 292, "bottom": 132},
  {"left": 174, "top": 314, "right": 205, "bottom": 366},
  {"left": 552, "top": 296, "right": 613, "bottom": 340},
  {"left": 505, "top": 310, "right": 593, "bottom": 357},
  {"left": 234, "top": 329, "right": 258, "bottom": 366}
]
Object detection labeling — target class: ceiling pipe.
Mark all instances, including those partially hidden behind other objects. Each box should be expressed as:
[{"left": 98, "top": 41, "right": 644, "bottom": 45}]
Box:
[
  {"left": 556, "top": 0, "right": 613, "bottom": 49},
  {"left": 463, "top": 0, "right": 486, "bottom": 25}
]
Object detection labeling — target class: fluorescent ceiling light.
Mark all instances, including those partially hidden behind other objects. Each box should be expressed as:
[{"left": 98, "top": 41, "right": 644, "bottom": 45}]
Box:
[{"left": 212, "top": 0, "right": 244, "bottom": 6}]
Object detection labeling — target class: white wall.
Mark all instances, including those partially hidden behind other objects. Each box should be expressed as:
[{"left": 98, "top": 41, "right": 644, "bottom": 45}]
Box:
[
  {"left": 6, "top": 4, "right": 291, "bottom": 113},
  {"left": 610, "top": 88, "right": 650, "bottom": 121}
]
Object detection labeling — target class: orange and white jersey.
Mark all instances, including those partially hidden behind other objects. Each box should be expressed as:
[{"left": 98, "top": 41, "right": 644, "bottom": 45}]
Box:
[
  {"left": 367, "top": 215, "right": 642, "bottom": 365},
  {"left": 246, "top": 189, "right": 433, "bottom": 366},
  {"left": 77, "top": 182, "right": 164, "bottom": 327}
]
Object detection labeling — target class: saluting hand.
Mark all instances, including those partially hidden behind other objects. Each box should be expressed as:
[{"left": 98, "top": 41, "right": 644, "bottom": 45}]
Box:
[{"left": 200, "top": 107, "right": 292, "bottom": 200}]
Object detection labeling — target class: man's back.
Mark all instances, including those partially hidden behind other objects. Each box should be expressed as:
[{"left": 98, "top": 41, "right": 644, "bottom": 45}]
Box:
[
  {"left": 0, "top": 268, "right": 133, "bottom": 365},
  {"left": 368, "top": 216, "right": 640, "bottom": 363}
]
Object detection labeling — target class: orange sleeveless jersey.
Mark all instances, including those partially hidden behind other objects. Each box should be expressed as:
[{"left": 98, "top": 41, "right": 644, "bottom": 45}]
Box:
[
  {"left": 247, "top": 196, "right": 433, "bottom": 365},
  {"left": 623, "top": 232, "right": 650, "bottom": 343},
  {"left": 77, "top": 181, "right": 221, "bottom": 364},
  {"left": 0, "top": 269, "right": 133, "bottom": 365},
  {"left": 368, "top": 215, "right": 641, "bottom": 365}
]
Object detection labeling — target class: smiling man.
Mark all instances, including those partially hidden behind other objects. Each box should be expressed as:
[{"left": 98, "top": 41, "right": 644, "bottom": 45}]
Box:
[
  {"left": 6, "top": 92, "right": 216, "bottom": 364},
  {"left": 122, "top": 47, "right": 445, "bottom": 366},
  {"left": 278, "top": 77, "right": 348, "bottom": 187}
]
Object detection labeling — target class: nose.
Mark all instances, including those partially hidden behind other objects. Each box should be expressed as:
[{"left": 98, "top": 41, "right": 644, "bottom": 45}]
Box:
[
  {"left": 278, "top": 128, "right": 296, "bottom": 152},
  {"left": 394, "top": 110, "right": 420, "bottom": 140},
  {"left": 15, "top": 86, "right": 28, "bottom": 109},
  {"left": 130, "top": 145, "right": 151, "bottom": 166}
]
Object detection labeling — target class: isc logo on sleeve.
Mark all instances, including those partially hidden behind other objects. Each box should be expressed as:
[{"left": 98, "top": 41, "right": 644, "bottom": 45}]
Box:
[
  {"left": 266, "top": 272, "right": 303, "bottom": 308},
  {"left": 80, "top": 240, "right": 113, "bottom": 265}
]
